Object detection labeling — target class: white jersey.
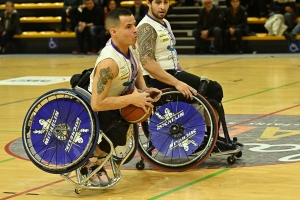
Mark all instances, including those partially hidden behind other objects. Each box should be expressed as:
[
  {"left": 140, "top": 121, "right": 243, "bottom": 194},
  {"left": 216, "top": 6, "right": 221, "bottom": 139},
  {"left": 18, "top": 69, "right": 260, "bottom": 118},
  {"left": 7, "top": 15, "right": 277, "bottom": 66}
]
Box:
[
  {"left": 89, "top": 39, "right": 140, "bottom": 97},
  {"left": 137, "top": 14, "right": 180, "bottom": 76}
]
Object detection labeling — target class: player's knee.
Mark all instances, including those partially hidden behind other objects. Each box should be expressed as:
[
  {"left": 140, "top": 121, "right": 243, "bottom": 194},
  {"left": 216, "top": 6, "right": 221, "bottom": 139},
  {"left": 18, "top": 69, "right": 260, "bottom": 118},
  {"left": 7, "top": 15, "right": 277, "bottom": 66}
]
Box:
[{"left": 206, "top": 81, "right": 223, "bottom": 103}]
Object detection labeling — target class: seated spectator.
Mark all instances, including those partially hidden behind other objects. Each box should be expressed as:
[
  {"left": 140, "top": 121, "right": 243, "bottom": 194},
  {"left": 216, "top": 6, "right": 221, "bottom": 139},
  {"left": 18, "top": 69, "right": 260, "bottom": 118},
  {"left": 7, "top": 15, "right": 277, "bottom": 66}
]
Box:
[
  {"left": 104, "top": 0, "right": 118, "bottom": 20},
  {"left": 274, "top": 0, "right": 298, "bottom": 30},
  {"left": 227, "top": 0, "right": 268, "bottom": 17},
  {"left": 267, "top": 0, "right": 276, "bottom": 13},
  {"left": 56, "top": 0, "right": 83, "bottom": 32},
  {"left": 284, "top": 20, "right": 300, "bottom": 42},
  {"left": 96, "top": 0, "right": 107, "bottom": 8},
  {"left": 0, "top": 1, "right": 21, "bottom": 53},
  {"left": 226, "top": 0, "right": 249, "bottom": 7},
  {"left": 176, "top": 0, "right": 199, "bottom": 6},
  {"left": 72, "top": 0, "right": 104, "bottom": 55},
  {"left": 129, "top": 0, "right": 148, "bottom": 24},
  {"left": 224, "top": 0, "right": 248, "bottom": 54},
  {"left": 100, "top": 0, "right": 118, "bottom": 51},
  {"left": 192, "top": 0, "right": 224, "bottom": 54}
]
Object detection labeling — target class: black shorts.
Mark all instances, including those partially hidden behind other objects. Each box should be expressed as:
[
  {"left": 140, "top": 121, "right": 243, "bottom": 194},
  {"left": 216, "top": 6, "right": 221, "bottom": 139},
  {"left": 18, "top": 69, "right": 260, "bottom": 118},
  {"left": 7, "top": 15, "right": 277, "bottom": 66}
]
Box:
[
  {"left": 146, "top": 70, "right": 223, "bottom": 103},
  {"left": 97, "top": 109, "right": 130, "bottom": 153}
]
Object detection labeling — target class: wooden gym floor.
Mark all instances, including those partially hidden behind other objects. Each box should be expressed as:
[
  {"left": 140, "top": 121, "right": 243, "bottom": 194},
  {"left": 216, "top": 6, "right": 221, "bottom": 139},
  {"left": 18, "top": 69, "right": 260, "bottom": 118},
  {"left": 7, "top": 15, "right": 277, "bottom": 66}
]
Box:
[{"left": 0, "top": 54, "right": 299, "bottom": 200}]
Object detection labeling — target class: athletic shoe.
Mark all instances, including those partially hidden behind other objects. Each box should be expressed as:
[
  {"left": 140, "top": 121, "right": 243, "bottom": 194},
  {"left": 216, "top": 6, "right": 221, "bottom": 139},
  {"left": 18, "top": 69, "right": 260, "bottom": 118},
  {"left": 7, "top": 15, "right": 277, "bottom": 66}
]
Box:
[{"left": 284, "top": 32, "right": 296, "bottom": 43}]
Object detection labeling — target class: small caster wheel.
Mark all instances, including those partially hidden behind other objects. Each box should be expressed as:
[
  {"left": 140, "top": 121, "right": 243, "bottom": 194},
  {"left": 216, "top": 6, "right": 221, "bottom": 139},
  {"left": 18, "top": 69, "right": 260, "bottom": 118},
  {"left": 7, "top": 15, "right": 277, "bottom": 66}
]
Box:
[
  {"left": 75, "top": 188, "right": 81, "bottom": 194},
  {"left": 227, "top": 156, "right": 236, "bottom": 165},
  {"left": 136, "top": 161, "right": 145, "bottom": 170},
  {"left": 235, "top": 151, "right": 242, "bottom": 158}
]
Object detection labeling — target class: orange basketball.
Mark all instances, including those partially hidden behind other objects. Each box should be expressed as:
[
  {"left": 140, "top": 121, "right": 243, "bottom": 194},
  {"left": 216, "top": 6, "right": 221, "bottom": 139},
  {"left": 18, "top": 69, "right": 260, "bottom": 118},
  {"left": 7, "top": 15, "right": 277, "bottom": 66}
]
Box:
[{"left": 120, "top": 89, "right": 152, "bottom": 123}]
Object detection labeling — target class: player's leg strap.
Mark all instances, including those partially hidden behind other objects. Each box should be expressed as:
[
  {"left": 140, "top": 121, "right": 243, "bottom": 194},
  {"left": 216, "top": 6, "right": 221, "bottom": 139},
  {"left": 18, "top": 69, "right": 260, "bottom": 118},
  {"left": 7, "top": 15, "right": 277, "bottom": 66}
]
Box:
[{"left": 197, "top": 76, "right": 210, "bottom": 95}]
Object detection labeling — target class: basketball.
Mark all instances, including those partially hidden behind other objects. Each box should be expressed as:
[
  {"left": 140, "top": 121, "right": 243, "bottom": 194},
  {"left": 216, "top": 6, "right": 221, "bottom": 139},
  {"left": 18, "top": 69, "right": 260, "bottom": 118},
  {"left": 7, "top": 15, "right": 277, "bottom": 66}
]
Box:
[{"left": 120, "top": 89, "right": 152, "bottom": 123}]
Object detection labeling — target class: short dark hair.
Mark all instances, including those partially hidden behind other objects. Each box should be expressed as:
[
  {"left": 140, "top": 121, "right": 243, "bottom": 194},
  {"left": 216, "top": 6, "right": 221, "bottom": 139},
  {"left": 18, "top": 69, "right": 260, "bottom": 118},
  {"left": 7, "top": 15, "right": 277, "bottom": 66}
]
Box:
[
  {"left": 105, "top": 7, "right": 133, "bottom": 30},
  {"left": 6, "top": 1, "right": 14, "bottom": 7}
]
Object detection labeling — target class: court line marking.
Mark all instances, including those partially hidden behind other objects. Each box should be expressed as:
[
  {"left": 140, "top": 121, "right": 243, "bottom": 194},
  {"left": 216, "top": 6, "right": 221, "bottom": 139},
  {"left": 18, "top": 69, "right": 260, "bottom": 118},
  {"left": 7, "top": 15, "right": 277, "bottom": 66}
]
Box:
[
  {"left": 4, "top": 103, "right": 300, "bottom": 163},
  {"left": 147, "top": 168, "right": 231, "bottom": 200},
  {"left": 0, "top": 158, "right": 15, "bottom": 163},
  {"left": 223, "top": 80, "right": 300, "bottom": 103},
  {"left": 0, "top": 130, "right": 20, "bottom": 132},
  {"left": 226, "top": 104, "right": 300, "bottom": 129},
  {"left": 0, "top": 98, "right": 36, "bottom": 107},
  {"left": 184, "top": 58, "right": 241, "bottom": 70},
  {"left": 0, "top": 169, "right": 230, "bottom": 200},
  {"left": 0, "top": 179, "right": 65, "bottom": 200},
  {"left": 0, "top": 72, "right": 299, "bottom": 196},
  {"left": 1, "top": 104, "right": 298, "bottom": 198},
  {"left": 1, "top": 80, "right": 299, "bottom": 108}
]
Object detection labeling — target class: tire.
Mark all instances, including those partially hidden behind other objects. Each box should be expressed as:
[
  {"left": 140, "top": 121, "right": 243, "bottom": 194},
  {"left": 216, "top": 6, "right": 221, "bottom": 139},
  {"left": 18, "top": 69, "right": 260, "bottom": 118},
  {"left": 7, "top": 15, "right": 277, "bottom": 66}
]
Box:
[
  {"left": 138, "top": 88, "right": 218, "bottom": 171},
  {"left": 22, "top": 89, "right": 99, "bottom": 174}
]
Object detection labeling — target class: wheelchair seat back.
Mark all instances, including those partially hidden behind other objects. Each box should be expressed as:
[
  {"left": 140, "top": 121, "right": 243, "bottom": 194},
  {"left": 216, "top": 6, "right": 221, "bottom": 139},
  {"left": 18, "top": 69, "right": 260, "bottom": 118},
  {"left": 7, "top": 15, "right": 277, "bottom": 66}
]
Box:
[{"left": 70, "top": 68, "right": 93, "bottom": 91}]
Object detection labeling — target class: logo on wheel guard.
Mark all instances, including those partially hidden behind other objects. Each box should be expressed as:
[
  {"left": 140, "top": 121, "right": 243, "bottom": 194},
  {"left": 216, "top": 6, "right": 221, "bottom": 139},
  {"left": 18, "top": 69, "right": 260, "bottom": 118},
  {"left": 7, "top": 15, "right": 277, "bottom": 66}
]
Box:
[
  {"left": 32, "top": 111, "right": 86, "bottom": 150},
  {"left": 169, "top": 129, "right": 198, "bottom": 151},
  {"left": 65, "top": 117, "right": 87, "bottom": 152},
  {"left": 156, "top": 108, "right": 184, "bottom": 130},
  {"left": 32, "top": 110, "right": 59, "bottom": 145},
  {"left": 149, "top": 102, "right": 206, "bottom": 158}
]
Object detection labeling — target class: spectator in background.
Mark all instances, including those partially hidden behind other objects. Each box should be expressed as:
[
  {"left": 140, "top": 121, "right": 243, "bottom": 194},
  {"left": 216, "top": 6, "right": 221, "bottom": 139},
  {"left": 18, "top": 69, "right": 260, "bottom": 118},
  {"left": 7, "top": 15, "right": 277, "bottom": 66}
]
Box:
[
  {"left": 224, "top": 0, "right": 248, "bottom": 54},
  {"left": 284, "top": 20, "right": 300, "bottom": 42},
  {"left": 104, "top": 0, "right": 117, "bottom": 20},
  {"left": 0, "top": 1, "right": 21, "bottom": 53},
  {"left": 129, "top": 0, "right": 148, "bottom": 24},
  {"left": 192, "top": 0, "right": 224, "bottom": 54},
  {"left": 226, "top": 0, "right": 249, "bottom": 7},
  {"left": 99, "top": 0, "right": 118, "bottom": 51},
  {"left": 72, "top": 0, "right": 104, "bottom": 55},
  {"left": 96, "top": 0, "right": 107, "bottom": 8},
  {"left": 274, "top": 0, "right": 298, "bottom": 30},
  {"left": 226, "top": 0, "right": 268, "bottom": 17},
  {"left": 56, "top": 0, "right": 83, "bottom": 32}
]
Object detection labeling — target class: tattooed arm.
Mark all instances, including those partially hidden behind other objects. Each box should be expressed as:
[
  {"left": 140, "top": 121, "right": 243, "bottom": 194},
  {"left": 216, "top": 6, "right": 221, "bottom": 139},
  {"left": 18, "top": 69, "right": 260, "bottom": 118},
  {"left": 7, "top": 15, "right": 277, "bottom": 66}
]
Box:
[
  {"left": 90, "top": 58, "right": 154, "bottom": 112},
  {"left": 137, "top": 23, "right": 196, "bottom": 99},
  {"left": 137, "top": 23, "right": 180, "bottom": 87}
]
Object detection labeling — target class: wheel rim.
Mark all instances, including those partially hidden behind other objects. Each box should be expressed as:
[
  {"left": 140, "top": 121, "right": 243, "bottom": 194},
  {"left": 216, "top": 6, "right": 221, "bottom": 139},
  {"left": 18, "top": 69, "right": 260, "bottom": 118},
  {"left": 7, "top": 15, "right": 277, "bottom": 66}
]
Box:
[
  {"left": 138, "top": 90, "right": 218, "bottom": 169},
  {"left": 22, "top": 90, "right": 96, "bottom": 173},
  {"left": 149, "top": 101, "right": 205, "bottom": 158}
]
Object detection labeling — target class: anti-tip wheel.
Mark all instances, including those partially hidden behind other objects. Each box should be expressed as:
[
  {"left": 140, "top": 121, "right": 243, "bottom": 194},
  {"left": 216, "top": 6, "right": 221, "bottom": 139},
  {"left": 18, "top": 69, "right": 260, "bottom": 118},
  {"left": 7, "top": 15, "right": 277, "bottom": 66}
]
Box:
[
  {"left": 136, "top": 161, "right": 145, "bottom": 170},
  {"left": 227, "top": 156, "right": 236, "bottom": 165},
  {"left": 75, "top": 188, "right": 82, "bottom": 194},
  {"left": 235, "top": 151, "right": 242, "bottom": 158}
]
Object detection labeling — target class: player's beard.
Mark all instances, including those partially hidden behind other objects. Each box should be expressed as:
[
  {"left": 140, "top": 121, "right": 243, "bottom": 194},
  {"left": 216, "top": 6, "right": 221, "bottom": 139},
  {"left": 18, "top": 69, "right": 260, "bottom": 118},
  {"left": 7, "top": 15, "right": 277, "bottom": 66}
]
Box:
[{"left": 151, "top": 7, "right": 166, "bottom": 20}]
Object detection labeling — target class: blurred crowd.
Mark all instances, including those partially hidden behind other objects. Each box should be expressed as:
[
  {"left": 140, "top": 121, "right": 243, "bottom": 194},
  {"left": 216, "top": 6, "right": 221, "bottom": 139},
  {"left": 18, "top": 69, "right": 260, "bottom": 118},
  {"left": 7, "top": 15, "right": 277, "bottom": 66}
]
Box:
[{"left": 1, "top": 0, "right": 299, "bottom": 54}]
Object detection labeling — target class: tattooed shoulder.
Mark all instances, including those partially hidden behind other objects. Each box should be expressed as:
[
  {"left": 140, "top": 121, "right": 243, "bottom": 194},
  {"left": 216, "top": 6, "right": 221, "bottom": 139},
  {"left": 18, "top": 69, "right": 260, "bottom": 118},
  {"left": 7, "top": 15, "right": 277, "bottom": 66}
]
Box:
[
  {"left": 96, "top": 67, "right": 114, "bottom": 94},
  {"left": 137, "top": 23, "right": 157, "bottom": 66}
]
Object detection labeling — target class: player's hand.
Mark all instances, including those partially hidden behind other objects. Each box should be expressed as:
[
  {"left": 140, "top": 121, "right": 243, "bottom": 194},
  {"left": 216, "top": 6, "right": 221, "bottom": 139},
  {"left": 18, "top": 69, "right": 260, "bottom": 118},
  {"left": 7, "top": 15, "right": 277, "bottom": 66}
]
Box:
[
  {"left": 144, "top": 87, "right": 162, "bottom": 102},
  {"left": 174, "top": 81, "right": 197, "bottom": 100},
  {"left": 131, "top": 88, "right": 154, "bottom": 114}
]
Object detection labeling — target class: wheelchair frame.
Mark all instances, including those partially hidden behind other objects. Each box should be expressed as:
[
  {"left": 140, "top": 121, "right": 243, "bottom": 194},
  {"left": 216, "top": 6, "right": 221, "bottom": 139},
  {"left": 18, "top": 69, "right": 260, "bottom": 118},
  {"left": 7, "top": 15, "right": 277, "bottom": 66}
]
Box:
[
  {"left": 136, "top": 88, "right": 244, "bottom": 171},
  {"left": 22, "top": 86, "right": 137, "bottom": 194}
]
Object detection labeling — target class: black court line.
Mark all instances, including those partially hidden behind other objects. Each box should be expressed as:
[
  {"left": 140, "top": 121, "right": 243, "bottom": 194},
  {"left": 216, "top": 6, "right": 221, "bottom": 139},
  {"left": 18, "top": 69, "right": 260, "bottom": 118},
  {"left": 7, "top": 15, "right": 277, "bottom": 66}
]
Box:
[{"left": 0, "top": 98, "right": 37, "bottom": 107}]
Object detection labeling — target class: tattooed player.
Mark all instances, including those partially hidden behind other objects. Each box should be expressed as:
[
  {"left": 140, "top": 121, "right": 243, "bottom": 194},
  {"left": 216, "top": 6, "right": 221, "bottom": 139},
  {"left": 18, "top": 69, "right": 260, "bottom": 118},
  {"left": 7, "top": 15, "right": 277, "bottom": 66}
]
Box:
[
  {"left": 86, "top": 8, "right": 161, "bottom": 186},
  {"left": 137, "top": 0, "right": 224, "bottom": 104}
]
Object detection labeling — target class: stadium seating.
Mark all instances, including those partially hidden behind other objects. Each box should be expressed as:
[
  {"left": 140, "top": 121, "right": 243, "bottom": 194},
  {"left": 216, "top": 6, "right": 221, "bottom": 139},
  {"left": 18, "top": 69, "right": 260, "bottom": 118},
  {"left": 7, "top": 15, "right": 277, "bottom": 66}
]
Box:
[{"left": 0, "top": 0, "right": 299, "bottom": 54}]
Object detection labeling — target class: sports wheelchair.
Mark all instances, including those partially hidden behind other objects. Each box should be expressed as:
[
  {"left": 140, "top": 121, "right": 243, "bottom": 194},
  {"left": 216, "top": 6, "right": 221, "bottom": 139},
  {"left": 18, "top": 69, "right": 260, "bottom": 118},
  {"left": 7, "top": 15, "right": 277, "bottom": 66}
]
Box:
[
  {"left": 135, "top": 81, "right": 244, "bottom": 171},
  {"left": 22, "top": 71, "right": 138, "bottom": 194}
]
